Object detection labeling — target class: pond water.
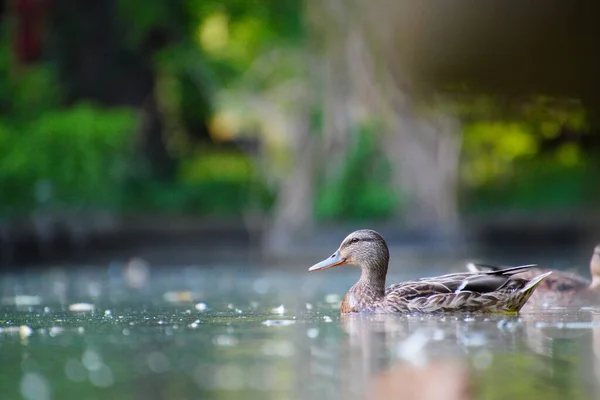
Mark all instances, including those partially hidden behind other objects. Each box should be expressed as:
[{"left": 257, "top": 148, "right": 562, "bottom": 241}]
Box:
[{"left": 1, "top": 256, "right": 600, "bottom": 399}]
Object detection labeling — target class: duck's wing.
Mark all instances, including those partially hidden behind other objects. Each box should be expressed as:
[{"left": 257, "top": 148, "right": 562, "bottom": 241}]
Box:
[
  {"left": 383, "top": 265, "right": 549, "bottom": 313},
  {"left": 385, "top": 265, "right": 531, "bottom": 298}
]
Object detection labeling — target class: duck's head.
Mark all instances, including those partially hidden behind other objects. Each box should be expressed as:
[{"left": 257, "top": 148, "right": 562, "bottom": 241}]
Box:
[
  {"left": 308, "top": 229, "right": 390, "bottom": 273},
  {"left": 591, "top": 244, "right": 600, "bottom": 288}
]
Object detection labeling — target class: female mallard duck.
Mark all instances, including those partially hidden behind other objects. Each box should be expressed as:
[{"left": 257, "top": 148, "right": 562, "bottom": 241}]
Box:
[
  {"left": 467, "top": 244, "right": 600, "bottom": 308},
  {"left": 309, "top": 229, "right": 551, "bottom": 313}
]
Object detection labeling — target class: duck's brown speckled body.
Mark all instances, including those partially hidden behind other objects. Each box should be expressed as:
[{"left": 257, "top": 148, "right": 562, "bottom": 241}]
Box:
[
  {"left": 468, "top": 244, "right": 600, "bottom": 308},
  {"left": 309, "top": 229, "right": 550, "bottom": 314}
]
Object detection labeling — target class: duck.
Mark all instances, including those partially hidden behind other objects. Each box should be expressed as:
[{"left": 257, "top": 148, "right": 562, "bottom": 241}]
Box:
[
  {"left": 467, "top": 243, "right": 600, "bottom": 308},
  {"left": 308, "top": 229, "right": 551, "bottom": 314}
]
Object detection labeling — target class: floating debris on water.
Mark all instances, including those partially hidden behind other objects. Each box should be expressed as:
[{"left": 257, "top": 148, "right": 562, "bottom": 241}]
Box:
[
  {"left": 272, "top": 305, "right": 285, "bottom": 315},
  {"left": 305, "top": 303, "right": 313, "bottom": 310},
  {"left": 104, "top": 310, "right": 112, "bottom": 316},
  {"left": 163, "top": 291, "right": 195, "bottom": 303},
  {"left": 69, "top": 303, "right": 95, "bottom": 312},
  {"left": 195, "top": 302, "right": 208, "bottom": 311},
  {"left": 325, "top": 294, "right": 341, "bottom": 304},
  {"left": 262, "top": 320, "right": 295, "bottom": 327},
  {"left": 3, "top": 295, "right": 42, "bottom": 307},
  {"left": 307, "top": 328, "right": 319, "bottom": 338},
  {"left": 323, "top": 316, "right": 332, "bottom": 322}
]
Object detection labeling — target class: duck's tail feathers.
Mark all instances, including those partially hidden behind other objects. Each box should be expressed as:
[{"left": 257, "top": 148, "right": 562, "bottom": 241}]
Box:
[
  {"left": 467, "top": 263, "right": 537, "bottom": 275},
  {"left": 521, "top": 271, "right": 552, "bottom": 293}
]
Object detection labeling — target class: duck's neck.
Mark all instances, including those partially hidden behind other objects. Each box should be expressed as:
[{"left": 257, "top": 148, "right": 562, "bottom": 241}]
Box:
[{"left": 349, "top": 262, "right": 387, "bottom": 302}]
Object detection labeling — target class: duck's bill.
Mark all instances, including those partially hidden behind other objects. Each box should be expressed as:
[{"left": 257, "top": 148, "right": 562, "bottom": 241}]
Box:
[{"left": 308, "top": 250, "right": 347, "bottom": 272}]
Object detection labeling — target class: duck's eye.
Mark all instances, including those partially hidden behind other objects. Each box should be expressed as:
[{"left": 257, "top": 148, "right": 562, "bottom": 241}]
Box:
[{"left": 350, "top": 238, "right": 360, "bottom": 244}]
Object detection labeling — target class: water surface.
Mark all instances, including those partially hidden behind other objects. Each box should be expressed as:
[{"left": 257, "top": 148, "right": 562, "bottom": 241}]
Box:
[{"left": 1, "top": 260, "right": 599, "bottom": 399}]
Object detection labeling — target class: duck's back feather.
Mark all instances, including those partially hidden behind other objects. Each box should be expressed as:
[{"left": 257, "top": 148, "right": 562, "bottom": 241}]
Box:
[{"left": 380, "top": 266, "right": 549, "bottom": 313}]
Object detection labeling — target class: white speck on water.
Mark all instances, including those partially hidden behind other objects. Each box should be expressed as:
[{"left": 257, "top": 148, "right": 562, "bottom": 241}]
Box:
[
  {"left": 261, "top": 340, "right": 295, "bottom": 357},
  {"left": 43, "top": 307, "right": 51, "bottom": 313},
  {"left": 214, "top": 335, "right": 238, "bottom": 347},
  {"left": 158, "top": 320, "right": 165, "bottom": 325},
  {"left": 147, "top": 352, "right": 171, "bottom": 373},
  {"left": 272, "top": 305, "right": 285, "bottom": 315},
  {"left": 185, "top": 309, "right": 192, "bottom": 314},
  {"left": 77, "top": 327, "right": 85, "bottom": 334},
  {"left": 235, "top": 309, "right": 243, "bottom": 314},
  {"left": 69, "top": 303, "right": 95, "bottom": 312},
  {"left": 49, "top": 326, "right": 63, "bottom": 337},
  {"left": 82, "top": 348, "right": 103, "bottom": 371},
  {"left": 463, "top": 317, "right": 476, "bottom": 322},
  {"left": 305, "top": 303, "right": 313, "bottom": 310},
  {"left": 325, "top": 294, "right": 341, "bottom": 304},
  {"left": 65, "top": 359, "right": 86, "bottom": 382},
  {"left": 227, "top": 304, "right": 234, "bottom": 310},
  {"left": 190, "top": 322, "right": 199, "bottom": 328},
  {"left": 13, "top": 295, "right": 42, "bottom": 306},
  {"left": 104, "top": 310, "right": 112, "bottom": 316},
  {"left": 307, "top": 328, "right": 319, "bottom": 338},
  {"left": 19, "top": 325, "right": 33, "bottom": 339},
  {"left": 89, "top": 365, "right": 114, "bottom": 388},
  {"left": 195, "top": 302, "right": 208, "bottom": 311},
  {"left": 323, "top": 316, "right": 332, "bottom": 322},
  {"left": 21, "top": 372, "right": 50, "bottom": 400},
  {"left": 262, "top": 320, "right": 295, "bottom": 327},
  {"left": 122, "top": 328, "right": 131, "bottom": 336}
]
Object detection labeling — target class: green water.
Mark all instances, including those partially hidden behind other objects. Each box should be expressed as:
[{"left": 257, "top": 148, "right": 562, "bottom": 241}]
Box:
[{"left": 1, "top": 263, "right": 599, "bottom": 399}]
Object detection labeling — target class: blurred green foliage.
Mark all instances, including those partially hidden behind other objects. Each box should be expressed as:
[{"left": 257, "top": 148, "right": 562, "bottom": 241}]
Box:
[
  {"left": 316, "top": 125, "right": 398, "bottom": 220},
  {"left": 1, "top": 1, "right": 599, "bottom": 220}
]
